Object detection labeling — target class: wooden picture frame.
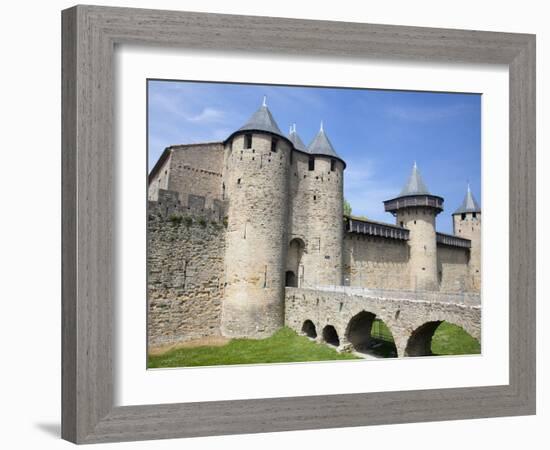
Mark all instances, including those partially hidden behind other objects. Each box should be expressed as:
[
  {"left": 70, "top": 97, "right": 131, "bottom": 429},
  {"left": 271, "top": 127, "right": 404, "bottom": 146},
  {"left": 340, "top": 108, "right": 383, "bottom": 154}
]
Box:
[{"left": 61, "top": 5, "right": 536, "bottom": 444}]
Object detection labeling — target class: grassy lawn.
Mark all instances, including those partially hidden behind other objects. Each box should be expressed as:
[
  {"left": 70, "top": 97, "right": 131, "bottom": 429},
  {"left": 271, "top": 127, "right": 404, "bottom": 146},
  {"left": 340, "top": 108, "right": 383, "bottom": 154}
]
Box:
[
  {"left": 431, "top": 321, "right": 481, "bottom": 355},
  {"left": 370, "top": 319, "right": 480, "bottom": 356},
  {"left": 149, "top": 321, "right": 480, "bottom": 368},
  {"left": 148, "top": 327, "right": 359, "bottom": 368}
]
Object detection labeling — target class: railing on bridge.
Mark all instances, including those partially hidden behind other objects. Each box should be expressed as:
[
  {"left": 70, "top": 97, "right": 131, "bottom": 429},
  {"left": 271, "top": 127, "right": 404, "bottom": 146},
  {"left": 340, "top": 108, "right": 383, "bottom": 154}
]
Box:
[{"left": 311, "top": 285, "right": 481, "bottom": 306}]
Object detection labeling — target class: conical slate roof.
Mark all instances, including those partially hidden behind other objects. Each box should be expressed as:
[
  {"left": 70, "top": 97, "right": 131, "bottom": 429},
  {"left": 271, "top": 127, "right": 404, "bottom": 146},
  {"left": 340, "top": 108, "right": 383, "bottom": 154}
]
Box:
[
  {"left": 453, "top": 184, "right": 481, "bottom": 214},
  {"left": 307, "top": 122, "right": 343, "bottom": 160},
  {"left": 237, "top": 96, "right": 284, "bottom": 138},
  {"left": 288, "top": 124, "right": 307, "bottom": 152},
  {"left": 399, "top": 162, "right": 430, "bottom": 196}
]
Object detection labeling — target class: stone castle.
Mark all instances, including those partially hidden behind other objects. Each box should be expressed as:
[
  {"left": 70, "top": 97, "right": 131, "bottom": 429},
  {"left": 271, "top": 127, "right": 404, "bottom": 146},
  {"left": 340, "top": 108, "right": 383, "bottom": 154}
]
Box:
[{"left": 147, "top": 98, "right": 481, "bottom": 350}]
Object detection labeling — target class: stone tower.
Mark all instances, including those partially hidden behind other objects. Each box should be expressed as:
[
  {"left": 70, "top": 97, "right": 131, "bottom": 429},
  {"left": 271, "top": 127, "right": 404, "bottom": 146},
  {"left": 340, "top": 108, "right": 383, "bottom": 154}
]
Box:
[
  {"left": 384, "top": 162, "right": 444, "bottom": 291},
  {"left": 300, "top": 122, "right": 346, "bottom": 287},
  {"left": 452, "top": 184, "right": 481, "bottom": 291},
  {"left": 220, "top": 98, "right": 292, "bottom": 338}
]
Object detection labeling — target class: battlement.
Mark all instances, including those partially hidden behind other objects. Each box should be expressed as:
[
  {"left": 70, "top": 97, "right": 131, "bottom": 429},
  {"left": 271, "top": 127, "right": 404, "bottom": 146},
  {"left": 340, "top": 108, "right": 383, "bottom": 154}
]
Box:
[
  {"left": 345, "top": 215, "right": 409, "bottom": 240},
  {"left": 436, "top": 231, "right": 471, "bottom": 249},
  {"left": 148, "top": 189, "right": 226, "bottom": 222}
]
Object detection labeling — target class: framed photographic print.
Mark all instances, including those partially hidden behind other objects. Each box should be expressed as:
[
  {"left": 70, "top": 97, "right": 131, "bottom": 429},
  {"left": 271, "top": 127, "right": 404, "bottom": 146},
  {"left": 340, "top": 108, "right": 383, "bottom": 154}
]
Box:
[{"left": 61, "top": 5, "right": 536, "bottom": 444}]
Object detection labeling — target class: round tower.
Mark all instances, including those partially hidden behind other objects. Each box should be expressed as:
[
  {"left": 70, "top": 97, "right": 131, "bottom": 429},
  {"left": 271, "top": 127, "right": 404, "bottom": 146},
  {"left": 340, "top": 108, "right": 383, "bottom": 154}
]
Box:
[
  {"left": 220, "top": 98, "right": 292, "bottom": 338},
  {"left": 452, "top": 184, "right": 481, "bottom": 292},
  {"left": 384, "top": 162, "right": 443, "bottom": 291},
  {"left": 299, "top": 122, "right": 346, "bottom": 287}
]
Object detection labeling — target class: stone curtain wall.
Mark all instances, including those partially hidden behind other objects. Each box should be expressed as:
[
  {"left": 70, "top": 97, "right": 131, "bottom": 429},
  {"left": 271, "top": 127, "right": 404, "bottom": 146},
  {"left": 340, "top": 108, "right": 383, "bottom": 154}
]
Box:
[
  {"left": 147, "top": 209, "right": 226, "bottom": 348},
  {"left": 167, "top": 143, "right": 225, "bottom": 210},
  {"left": 343, "top": 234, "right": 410, "bottom": 289},
  {"left": 437, "top": 244, "right": 471, "bottom": 293},
  {"left": 284, "top": 287, "right": 481, "bottom": 357}
]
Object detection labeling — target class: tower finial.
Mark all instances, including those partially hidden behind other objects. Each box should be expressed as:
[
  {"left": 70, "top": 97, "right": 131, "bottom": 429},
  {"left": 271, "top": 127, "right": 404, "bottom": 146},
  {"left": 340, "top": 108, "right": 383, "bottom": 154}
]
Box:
[
  {"left": 320, "top": 120, "right": 324, "bottom": 132},
  {"left": 289, "top": 124, "right": 293, "bottom": 134},
  {"left": 467, "top": 181, "right": 471, "bottom": 193},
  {"left": 262, "top": 95, "right": 267, "bottom": 107},
  {"left": 413, "top": 160, "right": 417, "bottom": 169}
]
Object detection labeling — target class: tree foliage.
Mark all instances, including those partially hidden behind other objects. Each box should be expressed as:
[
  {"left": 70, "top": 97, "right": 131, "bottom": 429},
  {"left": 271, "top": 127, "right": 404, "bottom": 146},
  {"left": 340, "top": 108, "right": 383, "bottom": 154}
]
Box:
[{"left": 343, "top": 198, "right": 352, "bottom": 216}]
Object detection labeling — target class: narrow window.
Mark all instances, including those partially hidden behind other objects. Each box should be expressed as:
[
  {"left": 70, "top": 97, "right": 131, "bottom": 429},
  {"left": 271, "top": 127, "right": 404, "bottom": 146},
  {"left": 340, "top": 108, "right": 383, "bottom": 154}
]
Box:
[
  {"left": 308, "top": 156, "right": 315, "bottom": 171},
  {"left": 237, "top": 178, "right": 241, "bottom": 185},
  {"left": 313, "top": 195, "right": 317, "bottom": 201},
  {"left": 244, "top": 133, "right": 252, "bottom": 149},
  {"left": 472, "top": 212, "right": 477, "bottom": 218},
  {"left": 330, "top": 159, "right": 336, "bottom": 172},
  {"left": 271, "top": 137, "right": 278, "bottom": 153},
  {"left": 400, "top": 221, "right": 404, "bottom": 227},
  {"left": 461, "top": 213, "right": 466, "bottom": 220}
]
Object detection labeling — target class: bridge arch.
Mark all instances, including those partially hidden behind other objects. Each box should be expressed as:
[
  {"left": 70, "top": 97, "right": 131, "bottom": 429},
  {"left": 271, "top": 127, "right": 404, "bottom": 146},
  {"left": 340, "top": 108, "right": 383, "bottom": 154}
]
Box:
[
  {"left": 345, "top": 310, "right": 397, "bottom": 357},
  {"left": 405, "top": 320, "right": 480, "bottom": 357},
  {"left": 301, "top": 320, "right": 317, "bottom": 339},
  {"left": 322, "top": 325, "right": 340, "bottom": 347}
]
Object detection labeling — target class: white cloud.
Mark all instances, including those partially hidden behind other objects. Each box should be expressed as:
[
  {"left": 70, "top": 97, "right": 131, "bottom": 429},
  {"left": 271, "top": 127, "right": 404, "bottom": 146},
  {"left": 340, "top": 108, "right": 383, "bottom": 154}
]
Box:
[
  {"left": 343, "top": 156, "right": 399, "bottom": 224},
  {"left": 185, "top": 107, "right": 225, "bottom": 123}
]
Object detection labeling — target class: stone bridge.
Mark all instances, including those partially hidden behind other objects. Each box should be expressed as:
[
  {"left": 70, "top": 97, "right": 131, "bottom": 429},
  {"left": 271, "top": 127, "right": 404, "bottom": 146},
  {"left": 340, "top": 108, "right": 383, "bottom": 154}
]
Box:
[{"left": 284, "top": 287, "right": 481, "bottom": 357}]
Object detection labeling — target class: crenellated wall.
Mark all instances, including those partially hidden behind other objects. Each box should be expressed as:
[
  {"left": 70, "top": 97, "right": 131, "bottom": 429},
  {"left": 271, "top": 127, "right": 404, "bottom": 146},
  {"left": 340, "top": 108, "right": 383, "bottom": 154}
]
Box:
[
  {"left": 147, "top": 201, "right": 225, "bottom": 348},
  {"left": 147, "top": 140, "right": 479, "bottom": 348},
  {"left": 148, "top": 142, "right": 225, "bottom": 209}
]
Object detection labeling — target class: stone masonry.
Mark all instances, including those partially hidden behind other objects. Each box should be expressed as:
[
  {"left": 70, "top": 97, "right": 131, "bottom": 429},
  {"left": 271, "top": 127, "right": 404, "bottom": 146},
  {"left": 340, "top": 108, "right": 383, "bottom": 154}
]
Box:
[
  {"left": 147, "top": 98, "right": 482, "bottom": 348},
  {"left": 284, "top": 287, "right": 481, "bottom": 357},
  {"left": 147, "top": 192, "right": 225, "bottom": 347}
]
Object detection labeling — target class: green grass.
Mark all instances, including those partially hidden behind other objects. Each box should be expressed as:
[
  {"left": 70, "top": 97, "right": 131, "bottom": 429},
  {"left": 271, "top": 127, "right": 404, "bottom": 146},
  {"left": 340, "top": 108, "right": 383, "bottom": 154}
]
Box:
[
  {"left": 148, "top": 327, "right": 359, "bottom": 368},
  {"left": 431, "top": 321, "right": 481, "bottom": 355},
  {"left": 369, "top": 319, "right": 480, "bottom": 356},
  {"left": 149, "top": 321, "right": 480, "bottom": 368}
]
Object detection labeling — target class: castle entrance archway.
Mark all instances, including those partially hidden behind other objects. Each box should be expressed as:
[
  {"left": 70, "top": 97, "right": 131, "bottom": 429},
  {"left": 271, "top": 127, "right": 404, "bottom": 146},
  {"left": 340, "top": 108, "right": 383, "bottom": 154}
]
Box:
[
  {"left": 285, "top": 271, "right": 297, "bottom": 287},
  {"left": 286, "top": 238, "right": 305, "bottom": 287}
]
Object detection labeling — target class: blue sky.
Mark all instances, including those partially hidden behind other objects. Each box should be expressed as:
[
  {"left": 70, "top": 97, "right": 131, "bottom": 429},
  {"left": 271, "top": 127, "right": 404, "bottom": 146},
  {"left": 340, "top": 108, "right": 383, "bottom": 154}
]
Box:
[{"left": 148, "top": 80, "right": 481, "bottom": 234}]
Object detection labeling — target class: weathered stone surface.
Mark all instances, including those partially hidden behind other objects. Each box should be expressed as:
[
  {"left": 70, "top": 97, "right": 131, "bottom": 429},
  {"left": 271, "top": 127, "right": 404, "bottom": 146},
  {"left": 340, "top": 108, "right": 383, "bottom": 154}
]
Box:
[
  {"left": 145, "top": 109, "right": 481, "bottom": 347},
  {"left": 453, "top": 212, "right": 482, "bottom": 291},
  {"left": 289, "top": 151, "right": 344, "bottom": 287},
  {"left": 147, "top": 210, "right": 225, "bottom": 347},
  {"left": 220, "top": 133, "right": 292, "bottom": 337},
  {"left": 284, "top": 287, "right": 481, "bottom": 357},
  {"left": 343, "top": 234, "right": 409, "bottom": 289}
]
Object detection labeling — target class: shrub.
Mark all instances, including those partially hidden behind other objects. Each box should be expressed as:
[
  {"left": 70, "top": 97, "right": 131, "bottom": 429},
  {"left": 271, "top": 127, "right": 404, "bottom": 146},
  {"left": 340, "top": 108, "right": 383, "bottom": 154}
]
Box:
[{"left": 169, "top": 214, "right": 183, "bottom": 225}]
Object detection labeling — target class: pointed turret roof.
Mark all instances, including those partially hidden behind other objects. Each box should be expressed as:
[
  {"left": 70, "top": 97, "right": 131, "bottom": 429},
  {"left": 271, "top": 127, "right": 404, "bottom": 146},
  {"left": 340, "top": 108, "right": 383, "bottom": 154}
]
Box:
[
  {"left": 453, "top": 184, "right": 481, "bottom": 214},
  {"left": 236, "top": 96, "right": 284, "bottom": 137},
  {"left": 288, "top": 124, "right": 307, "bottom": 152},
  {"left": 399, "top": 162, "right": 430, "bottom": 196},
  {"left": 307, "top": 121, "right": 343, "bottom": 160}
]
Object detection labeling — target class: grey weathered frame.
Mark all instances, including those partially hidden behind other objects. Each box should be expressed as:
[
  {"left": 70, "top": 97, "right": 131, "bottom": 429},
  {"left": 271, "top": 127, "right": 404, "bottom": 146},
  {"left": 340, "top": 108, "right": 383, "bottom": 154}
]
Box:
[{"left": 61, "top": 5, "right": 536, "bottom": 444}]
